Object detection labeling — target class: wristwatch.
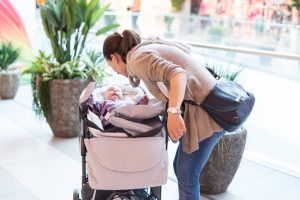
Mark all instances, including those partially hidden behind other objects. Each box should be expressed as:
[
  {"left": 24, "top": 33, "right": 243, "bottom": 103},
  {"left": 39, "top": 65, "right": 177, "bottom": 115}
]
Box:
[{"left": 167, "top": 107, "right": 181, "bottom": 114}]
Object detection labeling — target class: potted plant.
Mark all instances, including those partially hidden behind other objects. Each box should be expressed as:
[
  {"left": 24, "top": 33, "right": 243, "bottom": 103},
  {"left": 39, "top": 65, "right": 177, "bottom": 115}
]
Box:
[
  {"left": 23, "top": 0, "right": 117, "bottom": 138},
  {"left": 200, "top": 59, "right": 247, "bottom": 194},
  {"left": 0, "top": 42, "right": 20, "bottom": 99}
]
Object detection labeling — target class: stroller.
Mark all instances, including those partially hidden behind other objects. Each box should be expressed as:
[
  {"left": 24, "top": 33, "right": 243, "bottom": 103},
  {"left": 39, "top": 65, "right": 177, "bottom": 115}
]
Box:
[{"left": 73, "top": 82, "right": 169, "bottom": 200}]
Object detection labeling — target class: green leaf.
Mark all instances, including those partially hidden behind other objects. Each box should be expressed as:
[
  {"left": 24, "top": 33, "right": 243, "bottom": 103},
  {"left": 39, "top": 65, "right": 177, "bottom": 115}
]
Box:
[
  {"left": 90, "top": 3, "right": 110, "bottom": 27},
  {"left": 69, "top": 0, "right": 79, "bottom": 29},
  {"left": 41, "top": 7, "right": 59, "bottom": 28},
  {"left": 96, "top": 24, "right": 119, "bottom": 35},
  {"left": 87, "top": 0, "right": 99, "bottom": 11},
  {"left": 54, "top": 0, "right": 63, "bottom": 23},
  {"left": 84, "top": 0, "right": 99, "bottom": 23},
  {"left": 0, "top": 42, "right": 20, "bottom": 71}
]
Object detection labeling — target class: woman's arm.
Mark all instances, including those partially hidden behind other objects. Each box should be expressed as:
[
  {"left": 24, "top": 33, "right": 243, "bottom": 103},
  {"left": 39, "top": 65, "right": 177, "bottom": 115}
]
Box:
[
  {"left": 128, "top": 52, "right": 188, "bottom": 141},
  {"left": 169, "top": 72, "right": 186, "bottom": 109},
  {"left": 167, "top": 73, "right": 187, "bottom": 142}
]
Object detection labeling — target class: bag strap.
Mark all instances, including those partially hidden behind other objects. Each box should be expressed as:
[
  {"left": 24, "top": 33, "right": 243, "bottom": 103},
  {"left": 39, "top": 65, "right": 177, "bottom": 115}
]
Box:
[
  {"left": 182, "top": 100, "right": 201, "bottom": 107},
  {"left": 156, "top": 82, "right": 202, "bottom": 109}
]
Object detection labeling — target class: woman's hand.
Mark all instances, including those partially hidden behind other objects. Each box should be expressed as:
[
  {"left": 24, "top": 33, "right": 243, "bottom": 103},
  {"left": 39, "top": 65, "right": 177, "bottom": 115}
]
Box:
[{"left": 167, "top": 113, "right": 187, "bottom": 142}]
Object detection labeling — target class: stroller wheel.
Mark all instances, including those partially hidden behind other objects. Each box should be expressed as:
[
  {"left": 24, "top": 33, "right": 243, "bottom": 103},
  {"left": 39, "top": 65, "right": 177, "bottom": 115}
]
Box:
[{"left": 73, "top": 189, "right": 81, "bottom": 200}]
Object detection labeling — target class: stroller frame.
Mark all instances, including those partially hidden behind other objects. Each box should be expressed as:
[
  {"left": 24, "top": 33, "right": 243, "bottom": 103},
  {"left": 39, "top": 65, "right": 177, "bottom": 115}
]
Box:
[{"left": 73, "top": 98, "right": 165, "bottom": 200}]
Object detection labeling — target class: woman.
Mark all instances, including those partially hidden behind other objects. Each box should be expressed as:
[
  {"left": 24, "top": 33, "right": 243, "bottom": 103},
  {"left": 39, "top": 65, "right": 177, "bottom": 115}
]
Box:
[{"left": 102, "top": 30, "right": 225, "bottom": 200}]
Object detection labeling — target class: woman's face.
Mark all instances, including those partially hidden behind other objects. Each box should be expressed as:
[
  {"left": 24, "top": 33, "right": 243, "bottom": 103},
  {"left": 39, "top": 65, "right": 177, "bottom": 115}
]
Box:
[
  {"left": 106, "top": 53, "right": 127, "bottom": 77},
  {"left": 104, "top": 85, "right": 123, "bottom": 101}
]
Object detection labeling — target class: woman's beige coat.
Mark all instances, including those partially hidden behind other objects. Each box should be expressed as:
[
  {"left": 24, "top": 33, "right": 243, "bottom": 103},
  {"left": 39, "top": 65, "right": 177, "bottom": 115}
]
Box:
[{"left": 126, "top": 37, "right": 222, "bottom": 153}]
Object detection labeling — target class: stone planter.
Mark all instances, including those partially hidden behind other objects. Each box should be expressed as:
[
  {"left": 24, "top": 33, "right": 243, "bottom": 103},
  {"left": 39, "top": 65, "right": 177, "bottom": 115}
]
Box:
[
  {"left": 47, "top": 79, "right": 90, "bottom": 138},
  {"left": 200, "top": 128, "right": 247, "bottom": 194},
  {"left": 0, "top": 73, "right": 20, "bottom": 99}
]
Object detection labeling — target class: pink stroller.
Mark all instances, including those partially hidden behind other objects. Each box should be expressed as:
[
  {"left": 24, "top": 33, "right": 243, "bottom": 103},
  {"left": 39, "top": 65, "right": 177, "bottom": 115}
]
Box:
[{"left": 73, "top": 82, "right": 169, "bottom": 200}]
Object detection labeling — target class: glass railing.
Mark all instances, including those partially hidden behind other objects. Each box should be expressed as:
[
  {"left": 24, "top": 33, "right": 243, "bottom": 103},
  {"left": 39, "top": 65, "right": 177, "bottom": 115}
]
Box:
[
  {"left": 90, "top": 12, "right": 300, "bottom": 81},
  {"left": 101, "top": 11, "right": 300, "bottom": 54}
]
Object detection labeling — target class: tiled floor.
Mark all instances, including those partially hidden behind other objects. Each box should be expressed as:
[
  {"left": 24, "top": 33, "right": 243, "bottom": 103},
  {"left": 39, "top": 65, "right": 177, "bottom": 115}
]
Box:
[{"left": 1, "top": 84, "right": 300, "bottom": 200}]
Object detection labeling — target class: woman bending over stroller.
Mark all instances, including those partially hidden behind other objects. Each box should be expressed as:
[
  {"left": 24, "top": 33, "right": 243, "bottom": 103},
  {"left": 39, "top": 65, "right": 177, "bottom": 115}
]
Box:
[{"left": 102, "top": 30, "right": 225, "bottom": 200}]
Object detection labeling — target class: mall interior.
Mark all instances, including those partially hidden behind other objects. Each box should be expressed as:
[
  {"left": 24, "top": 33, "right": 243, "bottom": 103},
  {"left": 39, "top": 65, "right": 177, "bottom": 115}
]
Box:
[{"left": 1, "top": 0, "right": 300, "bottom": 199}]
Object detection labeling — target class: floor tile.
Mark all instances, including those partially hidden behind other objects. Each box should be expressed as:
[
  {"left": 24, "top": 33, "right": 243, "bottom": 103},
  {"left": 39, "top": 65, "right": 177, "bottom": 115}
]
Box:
[
  {"left": 0, "top": 101, "right": 52, "bottom": 137},
  {"left": 166, "top": 141, "right": 179, "bottom": 180},
  {"left": 0, "top": 175, "right": 28, "bottom": 196},
  {"left": 201, "top": 196, "right": 212, "bottom": 200},
  {"left": 162, "top": 183, "right": 179, "bottom": 200},
  {"left": 14, "top": 85, "right": 33, "bottom": 109},
  {"left": 0, "top": 190, "right": 39, "bottom": 200},
  {"left": 228, "top": 167, "right": 300, "bottom": 200},
  {"left": 39, "top": 136, "right": 81, "bottom": 162},
  {"left": 229, "top": 159, "right": 272, "bottom": 187},
  {"left": 0, "top": 116, "right": 33, "bottom": 144},
  {"left": 3, "top": 153, "right": 80, "bottom": 188},
  {"left": 0, "top": 166, "right": 11, "bottom": 180},
  {"left": 0, "top": 138, "right": 59, "bottom": 165},
  {"left": 267, "top": 185, "right": 300, "bottom": 200},
  {"left": 29, "top": 176, "right": 81, "bottom": 200},
  {"left": 202, "top": 191, "right": 243, "bottom": 200}
]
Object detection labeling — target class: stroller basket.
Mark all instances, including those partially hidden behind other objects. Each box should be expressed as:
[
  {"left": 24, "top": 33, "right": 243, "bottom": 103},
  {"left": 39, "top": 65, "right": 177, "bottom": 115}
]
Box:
[{"left": 84, "top": 133, "right": 168, "bottom": 190}]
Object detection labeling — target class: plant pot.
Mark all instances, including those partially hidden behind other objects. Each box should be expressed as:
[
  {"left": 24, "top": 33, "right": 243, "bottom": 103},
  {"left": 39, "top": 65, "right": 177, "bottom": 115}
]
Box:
[
  {"left": 200, "top": 128, "right": 247, "bottom": 194},
  {"left": 0, "top": 73, "right": 20, "bottom": 99},
  {"left": 47, "top": 79, "right": 90, "bottom": 138}
]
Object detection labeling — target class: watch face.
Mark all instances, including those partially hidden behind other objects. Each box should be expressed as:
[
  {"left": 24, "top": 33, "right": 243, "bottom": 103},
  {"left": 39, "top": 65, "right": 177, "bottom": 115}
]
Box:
[
  {"left": 168, "top": 107, "right": 181, "bottom": 114},
  {"left": 168, "top": 108, "right": 175, "bottom": 113}
]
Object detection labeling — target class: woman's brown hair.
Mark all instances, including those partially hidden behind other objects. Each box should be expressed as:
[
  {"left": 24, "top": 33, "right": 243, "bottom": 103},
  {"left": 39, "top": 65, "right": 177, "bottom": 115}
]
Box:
[{"left": 103, "top": 30, "right": 141, "bottom": 63}]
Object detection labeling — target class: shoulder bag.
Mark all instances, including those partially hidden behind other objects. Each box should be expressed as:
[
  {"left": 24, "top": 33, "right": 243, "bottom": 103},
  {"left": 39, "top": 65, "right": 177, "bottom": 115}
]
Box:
[{"left": 184, "top": 77, "right": 255, "bottom": 132}]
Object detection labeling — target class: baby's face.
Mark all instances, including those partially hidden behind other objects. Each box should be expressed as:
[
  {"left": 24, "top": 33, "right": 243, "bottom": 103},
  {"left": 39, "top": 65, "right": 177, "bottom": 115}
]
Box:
[{"left": 104, "top": 86, "right": 123, "bottom": 101}]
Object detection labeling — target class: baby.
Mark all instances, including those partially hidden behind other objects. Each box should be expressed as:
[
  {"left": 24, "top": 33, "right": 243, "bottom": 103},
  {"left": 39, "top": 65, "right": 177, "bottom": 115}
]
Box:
[
  {"left": 88, "top": 84, "right": 149, "bottom": 130},
  {"left": 103, "top": 85, "right": 124, "bottom": 101},
  {"left": 103, "top": 84, "right": 149, "bottom": 104}
]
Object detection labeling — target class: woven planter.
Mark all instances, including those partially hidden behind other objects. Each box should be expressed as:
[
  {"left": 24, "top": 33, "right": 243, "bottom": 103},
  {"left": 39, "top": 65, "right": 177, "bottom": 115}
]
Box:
[
  {"left": 200, "top": 128, "right": 247, "bottom": 194},
  {"left": 47, "top": 79, "right": 90, "bottom": 138},
  {"left": 0, "top": 73, "right": 20, "bottom": 99}
]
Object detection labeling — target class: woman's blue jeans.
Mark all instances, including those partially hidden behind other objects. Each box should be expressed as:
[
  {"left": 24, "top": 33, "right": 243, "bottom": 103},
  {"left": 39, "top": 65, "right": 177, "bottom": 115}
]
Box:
[{"left": 173, "top": 131, "right": 225, "bottom": 200}]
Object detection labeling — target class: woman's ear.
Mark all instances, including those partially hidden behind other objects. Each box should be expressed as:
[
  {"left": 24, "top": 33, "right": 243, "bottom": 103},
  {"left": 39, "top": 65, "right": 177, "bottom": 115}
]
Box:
[
  {"left": 110, "top": 54, "right": 118, "bottom": 62},
  {"left": 111, "top": 53, "right": 122, "bottom": 63}
]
